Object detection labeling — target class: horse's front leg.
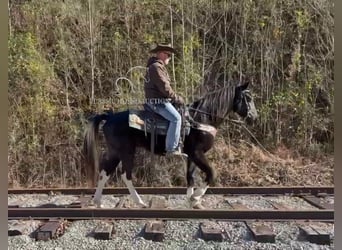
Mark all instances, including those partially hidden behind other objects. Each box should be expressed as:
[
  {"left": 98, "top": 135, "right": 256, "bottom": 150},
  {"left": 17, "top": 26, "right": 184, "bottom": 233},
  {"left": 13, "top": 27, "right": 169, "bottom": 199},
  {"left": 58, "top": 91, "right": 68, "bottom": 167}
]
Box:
[
  {"left": 186, "top": 158, "right": 195, "bottom": 199},
  {"left": 189, "top": 151, "right": 216, "bottom": 209},
  {"left": 121, "top": 155, "right": 147, "bottom": 208},
  {"left": 190, "top": 183, "right": 209, "bottom": 209}
]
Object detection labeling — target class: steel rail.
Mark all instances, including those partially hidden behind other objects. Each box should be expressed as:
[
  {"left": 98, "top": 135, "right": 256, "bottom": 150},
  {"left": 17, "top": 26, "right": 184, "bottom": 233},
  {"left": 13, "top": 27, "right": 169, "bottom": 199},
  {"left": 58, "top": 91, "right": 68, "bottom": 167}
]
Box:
[
  {"left": 7, "top": 186, "right": 334, "bottom": 195},
  {"left": 8, "top": 207, "right": 334, "bottom": 221}
]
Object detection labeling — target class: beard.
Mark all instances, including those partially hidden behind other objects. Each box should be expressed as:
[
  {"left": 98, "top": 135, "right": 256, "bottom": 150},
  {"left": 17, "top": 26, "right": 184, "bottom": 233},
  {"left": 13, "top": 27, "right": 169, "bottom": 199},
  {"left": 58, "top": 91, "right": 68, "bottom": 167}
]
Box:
[{"left": 165, "top": 58, "right": 170, "bottom": 65}]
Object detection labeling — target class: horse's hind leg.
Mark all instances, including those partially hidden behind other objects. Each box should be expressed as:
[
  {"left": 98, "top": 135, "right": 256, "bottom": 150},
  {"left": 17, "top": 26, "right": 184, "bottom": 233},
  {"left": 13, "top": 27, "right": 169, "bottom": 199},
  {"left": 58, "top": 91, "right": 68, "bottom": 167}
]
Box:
[
  {"left": 93, "top": 154, "right": 120, "bottom": 208},
  {"left": 121, "top": 154, "right": 147, "bottom": 208}
]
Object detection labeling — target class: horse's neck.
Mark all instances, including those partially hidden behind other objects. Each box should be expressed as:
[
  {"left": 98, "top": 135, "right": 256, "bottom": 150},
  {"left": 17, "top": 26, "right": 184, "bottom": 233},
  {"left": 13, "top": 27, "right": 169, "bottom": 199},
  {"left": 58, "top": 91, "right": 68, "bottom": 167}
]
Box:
[
  {"left": 190, "top": 107, "right": 225, "bottom": 129},
  {"left": 189, "top": 104, "right": 226, "bottom": 129},
  {"left": 189, "top": 87, "right": 234, "bottom": 127}
]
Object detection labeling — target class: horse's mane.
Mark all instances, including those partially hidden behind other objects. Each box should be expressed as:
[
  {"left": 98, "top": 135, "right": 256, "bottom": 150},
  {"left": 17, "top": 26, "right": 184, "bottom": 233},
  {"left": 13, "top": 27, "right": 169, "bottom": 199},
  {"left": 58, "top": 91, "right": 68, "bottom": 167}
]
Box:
[{"left": 190, "top": 83, "right": 236, "bottom": 125}]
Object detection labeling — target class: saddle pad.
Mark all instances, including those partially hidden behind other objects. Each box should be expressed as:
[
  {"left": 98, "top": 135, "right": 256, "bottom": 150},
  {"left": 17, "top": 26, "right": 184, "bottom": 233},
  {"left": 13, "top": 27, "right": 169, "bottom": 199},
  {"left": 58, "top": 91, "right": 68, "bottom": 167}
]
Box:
[
  {"left": 128, "top": 109, "right": 169, "bottom": 135},
  {"left": 128, "top": 109, "right": 194, "bottom": 137}
]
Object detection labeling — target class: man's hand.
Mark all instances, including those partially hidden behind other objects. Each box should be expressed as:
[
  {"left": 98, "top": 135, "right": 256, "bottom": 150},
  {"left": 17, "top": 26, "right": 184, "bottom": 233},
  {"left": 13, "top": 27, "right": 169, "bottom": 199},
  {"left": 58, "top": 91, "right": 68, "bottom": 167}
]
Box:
[{"left": 175, "top": 95, "right": 185, "bottom": 105}]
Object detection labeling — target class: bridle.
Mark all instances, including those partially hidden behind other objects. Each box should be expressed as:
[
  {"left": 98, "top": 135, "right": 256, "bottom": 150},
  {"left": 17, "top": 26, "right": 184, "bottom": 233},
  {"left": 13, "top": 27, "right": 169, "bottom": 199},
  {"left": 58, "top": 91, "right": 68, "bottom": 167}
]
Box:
[
  {"left": 184, "top": 107, "right": 244, "bottom": 126},
  {"left": 242, "top": 90, "right": 253, "bottom": 118},
  {"left": 186, "top": 89, "right": 253, "bottom": 123}
]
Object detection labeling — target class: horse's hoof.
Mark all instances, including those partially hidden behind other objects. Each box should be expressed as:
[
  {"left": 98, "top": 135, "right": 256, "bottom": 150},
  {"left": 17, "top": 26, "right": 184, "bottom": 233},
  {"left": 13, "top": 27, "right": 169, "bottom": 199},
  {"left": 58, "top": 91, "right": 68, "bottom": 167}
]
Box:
[
  {"left": 189, "top": 198, "right": 205, "bottom": 209},
  {"left": 189, "top": 195, "right": 201, "bottom": 203},
  {"left": 139, "top": 202, "right": 148, "bottom": 208},
  {"left": 92, "top": 199, "right": 102, "bottom": 208},
  {"left": 192, "top": 203, "right": 205, "bottom": 209}
]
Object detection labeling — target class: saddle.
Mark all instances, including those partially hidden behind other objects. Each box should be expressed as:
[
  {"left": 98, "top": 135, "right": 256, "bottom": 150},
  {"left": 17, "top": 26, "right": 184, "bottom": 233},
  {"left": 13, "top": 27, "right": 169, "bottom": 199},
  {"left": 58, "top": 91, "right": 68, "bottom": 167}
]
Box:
[{"left": 128, "top": 104, "right": 191, "bottom": 154}]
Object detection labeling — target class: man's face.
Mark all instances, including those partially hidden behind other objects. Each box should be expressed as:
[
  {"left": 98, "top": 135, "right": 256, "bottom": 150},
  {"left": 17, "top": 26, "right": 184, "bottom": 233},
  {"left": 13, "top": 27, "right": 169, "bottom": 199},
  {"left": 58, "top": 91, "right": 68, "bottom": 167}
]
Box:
[{"left": 158, "top": 51, "right": 172, "bottom": 65}]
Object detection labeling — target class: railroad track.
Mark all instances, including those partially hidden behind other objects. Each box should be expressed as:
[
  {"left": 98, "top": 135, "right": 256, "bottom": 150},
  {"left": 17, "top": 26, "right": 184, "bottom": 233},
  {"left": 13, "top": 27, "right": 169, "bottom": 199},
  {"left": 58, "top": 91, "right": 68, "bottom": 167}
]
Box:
[
  {"left": 8, "top": 186, "right": 334, "bottom": 245},
  {"left": 8, "top": 207, "right": 333, "bottom": 221},
  {"left": 8, "top": 186, "right": 334, "bottom": 220},
  {"left": 8, "top": 186, "right": 334, "bottom": 195}
]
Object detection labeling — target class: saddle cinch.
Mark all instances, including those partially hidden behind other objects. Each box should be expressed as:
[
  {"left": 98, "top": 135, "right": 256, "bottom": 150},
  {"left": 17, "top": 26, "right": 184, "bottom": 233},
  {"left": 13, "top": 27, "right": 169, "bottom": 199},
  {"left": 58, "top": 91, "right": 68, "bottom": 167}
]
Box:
[{"left": 128, "top": 104, "right": 191, "bottom": 154}]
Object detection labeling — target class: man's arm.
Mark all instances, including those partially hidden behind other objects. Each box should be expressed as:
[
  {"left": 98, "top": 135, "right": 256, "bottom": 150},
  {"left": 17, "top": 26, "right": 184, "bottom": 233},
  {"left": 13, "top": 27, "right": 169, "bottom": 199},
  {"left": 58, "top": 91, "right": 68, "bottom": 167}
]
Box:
[{"left": 149, "top": 65, "right": 184, "bottom": 104}]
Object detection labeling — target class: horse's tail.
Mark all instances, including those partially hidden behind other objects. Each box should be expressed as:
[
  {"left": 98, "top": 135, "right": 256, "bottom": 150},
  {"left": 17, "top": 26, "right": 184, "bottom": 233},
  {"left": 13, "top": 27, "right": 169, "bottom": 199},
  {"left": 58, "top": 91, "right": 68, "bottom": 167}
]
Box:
[{"left": 83, "top": 113, "right": 109, "bottom": 187}]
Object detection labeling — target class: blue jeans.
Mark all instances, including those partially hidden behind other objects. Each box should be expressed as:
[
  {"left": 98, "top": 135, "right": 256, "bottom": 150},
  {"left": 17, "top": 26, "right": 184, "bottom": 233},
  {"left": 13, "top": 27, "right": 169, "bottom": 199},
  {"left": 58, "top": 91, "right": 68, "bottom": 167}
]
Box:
[{"left": 147, "top": 102, "right": 181, "bottom": 151}]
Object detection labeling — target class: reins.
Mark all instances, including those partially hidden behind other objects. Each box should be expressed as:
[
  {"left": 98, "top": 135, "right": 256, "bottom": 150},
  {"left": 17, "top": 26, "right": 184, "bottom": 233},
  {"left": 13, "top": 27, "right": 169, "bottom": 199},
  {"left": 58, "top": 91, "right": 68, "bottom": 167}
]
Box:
[
  {"left": 186, "top": 105, "right": 271, "bottom": 156},
  {"left": 186, "top": 106, "right": 244, "bottom": 125}
]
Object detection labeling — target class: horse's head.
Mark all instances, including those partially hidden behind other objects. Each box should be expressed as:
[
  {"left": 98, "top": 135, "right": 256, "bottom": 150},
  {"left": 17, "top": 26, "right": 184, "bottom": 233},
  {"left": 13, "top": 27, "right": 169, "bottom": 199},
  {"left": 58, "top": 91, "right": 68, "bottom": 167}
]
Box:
[{"left": 233, "top": 81, "right": 258, "bottom": 125}]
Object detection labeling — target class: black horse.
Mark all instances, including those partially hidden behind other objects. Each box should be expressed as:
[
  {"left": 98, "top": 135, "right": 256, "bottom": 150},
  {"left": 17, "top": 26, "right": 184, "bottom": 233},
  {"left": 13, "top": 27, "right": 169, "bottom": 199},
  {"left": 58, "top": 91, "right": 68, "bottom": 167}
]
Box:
[{"left": 83, "top": 81, "right": 258, "bottom": 208}]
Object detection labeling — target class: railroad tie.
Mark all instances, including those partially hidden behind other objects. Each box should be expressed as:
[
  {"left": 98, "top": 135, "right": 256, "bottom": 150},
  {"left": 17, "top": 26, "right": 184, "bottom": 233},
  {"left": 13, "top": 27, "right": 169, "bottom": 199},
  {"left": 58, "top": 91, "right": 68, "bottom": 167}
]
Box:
[
  {"left": 149, "top": 196, "right": 167, "bottom": 209},
  {"left": 228, "top": 202, "right": 275, "bottom": 243},
  {"left": 245, "top": 221, "right": 275, "bottom": 243},
  {"left": 267, "top": 201, "right": 292, "bottom": 211},
  {"left": 66, "top": 202, "right": 82, "bottom": 208},
  {"left": 143, "top": 197, "right": 167, "bottom": 242},
  {"left": 300, "top": 195, "right": 334, "bottom": 210},
  {"left": 8, "top": 205, "right": 19, "bottom": 208},
  {"left": 227, "top": 202, "right": 249, "bottom": 210},
  {"left": 35, "top": 219, "right": 66, "bottom": 241},
  {"left": 8, "top": 223, "right": 27, "bottom": 236},
  {"left": 8, "top": 219, "right": 41, "bottom": 237},
  {"left": 115, "top": 196, "right": 129, "bottom": 208},
  {"left": 67, "top": 196, "right": 92, "bottom": 208},
  {"left": 143, "top": 220, "right": 166, "bottom": 242},
  {"left": 298, "top": 222, "right": 331, "bottom": 245},
  {"left": 199, "top": 221, "right": 228, "bottom": 242},
  {"left": 93, "top": 221, "right": 115, "bottom": 240}
]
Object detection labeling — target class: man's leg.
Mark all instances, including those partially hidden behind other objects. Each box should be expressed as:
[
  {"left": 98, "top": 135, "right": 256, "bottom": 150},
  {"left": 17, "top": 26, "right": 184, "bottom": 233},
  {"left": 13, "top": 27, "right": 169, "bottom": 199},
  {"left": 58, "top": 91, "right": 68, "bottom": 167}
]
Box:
[{"left": 148, "top": 103, "right": 181, "bottom": 151}]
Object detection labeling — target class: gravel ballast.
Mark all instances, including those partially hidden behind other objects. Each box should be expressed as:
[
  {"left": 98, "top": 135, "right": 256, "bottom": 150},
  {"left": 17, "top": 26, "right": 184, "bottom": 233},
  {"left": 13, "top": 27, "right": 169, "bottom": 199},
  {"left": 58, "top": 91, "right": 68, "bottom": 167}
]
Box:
[
  {"left": 8, "top": 219, "right": 334, "bottom": 250},
  {"left": 8, "top": 193, "right": 334, "bottom": 249}
]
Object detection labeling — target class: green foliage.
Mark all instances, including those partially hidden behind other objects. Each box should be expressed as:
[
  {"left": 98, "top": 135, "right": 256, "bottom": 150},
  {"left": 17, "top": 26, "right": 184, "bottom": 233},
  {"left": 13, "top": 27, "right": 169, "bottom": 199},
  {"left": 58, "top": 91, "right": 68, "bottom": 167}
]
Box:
[
  {"left": 8, "top": 0, "right": 334, "bottom": 187},
  {"left": 295, "top": 9, "right": 311, "bottom": 30},
  {"left": 9, "top": 32, "right": 52, "bottom": 87}
]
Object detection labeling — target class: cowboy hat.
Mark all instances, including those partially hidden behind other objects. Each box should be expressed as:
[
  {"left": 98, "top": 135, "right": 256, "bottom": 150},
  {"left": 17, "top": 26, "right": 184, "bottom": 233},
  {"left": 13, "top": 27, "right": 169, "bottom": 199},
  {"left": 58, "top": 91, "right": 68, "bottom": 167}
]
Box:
[{"left": 149, "top": 43, "right": 176, "bottom": 54}]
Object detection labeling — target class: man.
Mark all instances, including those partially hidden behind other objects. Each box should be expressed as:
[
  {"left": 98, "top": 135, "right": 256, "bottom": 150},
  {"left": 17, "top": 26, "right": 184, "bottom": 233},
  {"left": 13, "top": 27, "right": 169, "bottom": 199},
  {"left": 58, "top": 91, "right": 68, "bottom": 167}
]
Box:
[{"left": 144, "top": 43, "right": 187, "bottom": 157}]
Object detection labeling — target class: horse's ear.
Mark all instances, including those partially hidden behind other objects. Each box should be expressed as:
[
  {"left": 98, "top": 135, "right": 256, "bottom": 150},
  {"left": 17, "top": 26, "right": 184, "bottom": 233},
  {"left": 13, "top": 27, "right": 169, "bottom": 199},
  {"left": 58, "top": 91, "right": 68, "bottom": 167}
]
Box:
[
  {"left": 240, "top": 80, "right": 249, "bottom": 90},
  {"left": 237, "top": 81, "right": 249, "bottom": 91}
]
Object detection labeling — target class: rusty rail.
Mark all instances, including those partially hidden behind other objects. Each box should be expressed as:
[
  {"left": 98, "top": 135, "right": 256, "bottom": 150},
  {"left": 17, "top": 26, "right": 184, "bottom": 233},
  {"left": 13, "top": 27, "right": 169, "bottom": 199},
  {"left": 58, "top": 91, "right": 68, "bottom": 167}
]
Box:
[
  {"left": 7, "top": 186, "right": 334, "bottom": 195},
  {"left": 8, "top": 207, "right": 333, "bottom": 221}
]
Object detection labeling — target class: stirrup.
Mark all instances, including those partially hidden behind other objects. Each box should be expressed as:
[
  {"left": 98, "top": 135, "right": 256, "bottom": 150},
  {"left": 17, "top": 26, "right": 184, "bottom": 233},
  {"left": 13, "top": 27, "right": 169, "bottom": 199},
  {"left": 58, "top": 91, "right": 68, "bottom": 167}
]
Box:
[{"left": 165, "top": 148, "right": 188, "bottom": 158}]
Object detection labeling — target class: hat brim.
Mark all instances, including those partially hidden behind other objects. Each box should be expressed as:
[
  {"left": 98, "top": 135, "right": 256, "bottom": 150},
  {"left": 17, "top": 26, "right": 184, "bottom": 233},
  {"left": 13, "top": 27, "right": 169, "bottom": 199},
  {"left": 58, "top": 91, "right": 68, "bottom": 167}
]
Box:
[{"left": 149, "top": 45, "right": 176, "bottom": 54}]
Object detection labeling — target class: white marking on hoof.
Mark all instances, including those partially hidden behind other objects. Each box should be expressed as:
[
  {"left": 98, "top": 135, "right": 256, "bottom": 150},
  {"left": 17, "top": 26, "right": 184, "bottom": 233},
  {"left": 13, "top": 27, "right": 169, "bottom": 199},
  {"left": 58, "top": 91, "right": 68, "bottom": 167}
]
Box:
[
  {"left": 121, "top": 173, "right": 145, "bottom": 207},
  {"left": 186, "top": 187, "right": 194, "bottom": 198},
  {"left": 193, "top": 203, "right": 205, "bottom": 209},
  {"left": 192, "top": 184, "right": 209, "bottom": 199},
  {"left": 88, "top": 199, "right": 101, "bottom": 208},
  {"left": 139, "top": 201, "right": 148, "bottom": 208},
  {"left": 189, "top": 184, "right": 209, "bottom": 209},
  {"left": 93, "top": 170, "right": 110, "bottom": 208},
  {"left": 93, "top": 198, "right": 103, "bottom": 208},
  {"left": 189, "top": 197, "right": 205, "bottom": 209}
]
